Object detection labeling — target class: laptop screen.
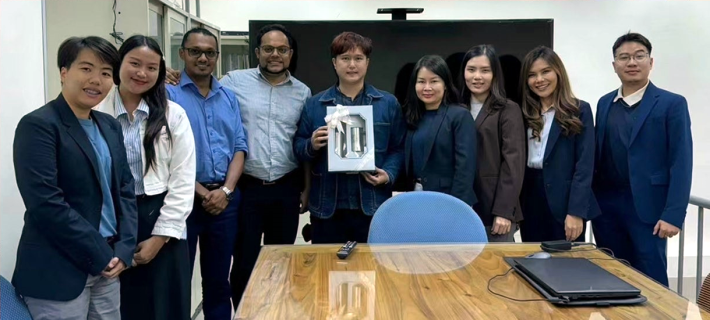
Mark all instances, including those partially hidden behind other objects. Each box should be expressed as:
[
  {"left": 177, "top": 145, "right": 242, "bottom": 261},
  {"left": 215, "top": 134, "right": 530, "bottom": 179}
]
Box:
[{"left": 513, "top": 257, "right": 640, "bottom": 296}]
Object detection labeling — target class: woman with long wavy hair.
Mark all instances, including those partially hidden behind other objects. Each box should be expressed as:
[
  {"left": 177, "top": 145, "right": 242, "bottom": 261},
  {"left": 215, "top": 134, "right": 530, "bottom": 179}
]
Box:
[
  {"left": 519, "top": 46, "right": 599, "bottom": 242},
  {"left": 95, "top": 35, "right": 196, "bottom": 320},
  {"left": 459, "top": 45, "right": 526, "bottom": 242}
]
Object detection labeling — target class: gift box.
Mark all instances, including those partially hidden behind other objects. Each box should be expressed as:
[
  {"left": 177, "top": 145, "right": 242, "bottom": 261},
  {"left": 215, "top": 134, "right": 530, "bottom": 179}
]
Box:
[{"left": 326, "top": 105, "right": 375, "bottom": 172}]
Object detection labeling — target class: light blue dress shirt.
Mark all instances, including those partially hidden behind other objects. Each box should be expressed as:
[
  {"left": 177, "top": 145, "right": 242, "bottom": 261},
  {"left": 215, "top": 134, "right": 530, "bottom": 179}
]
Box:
[{"left": 220, "top": 68, "right": 311, "bottom": 182}]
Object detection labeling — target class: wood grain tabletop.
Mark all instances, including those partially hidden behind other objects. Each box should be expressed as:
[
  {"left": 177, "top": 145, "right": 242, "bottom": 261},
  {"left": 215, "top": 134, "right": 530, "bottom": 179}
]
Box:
[{"left": 235, "top": 243, "right": 709, "bottom": 320}]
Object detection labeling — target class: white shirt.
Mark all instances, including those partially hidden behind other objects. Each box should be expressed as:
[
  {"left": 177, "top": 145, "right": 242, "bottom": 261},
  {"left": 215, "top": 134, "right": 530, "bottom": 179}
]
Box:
[
  {"left": 95, "top": 86, "right": 196, "bottom": 239},
  {"left": 527, "top": 108, "right": 556, "bottom": 169},
  {"left": 470, "top": 101, "right": 484, "bottom": 120},
  {"left": 613, "top": 80, "right": 649, "bottom": 107}
]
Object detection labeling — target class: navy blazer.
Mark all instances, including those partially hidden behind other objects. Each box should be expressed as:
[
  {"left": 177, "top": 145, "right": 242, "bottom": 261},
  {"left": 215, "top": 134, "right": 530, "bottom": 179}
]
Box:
[
  {"left": 12, "top": 94, "right": 138, "bottom": 301},
  {"left": 405, "top": 104, "right": 478, "bottom": 206},
  {"left": 522, "top": 100, "right": 600, "bottom": 223},
  {"left": 593, "top": 82, "right": 692, "bottom": 228}
]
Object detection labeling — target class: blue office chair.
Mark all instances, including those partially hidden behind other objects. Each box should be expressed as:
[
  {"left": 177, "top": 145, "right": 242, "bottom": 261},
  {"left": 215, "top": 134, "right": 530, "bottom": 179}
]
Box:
[
  {"left": 368, "top": 191, "right": 488, "bottom": 244},
  {"left": 1, "top": 275, "right": 33, "bottom": 320}
]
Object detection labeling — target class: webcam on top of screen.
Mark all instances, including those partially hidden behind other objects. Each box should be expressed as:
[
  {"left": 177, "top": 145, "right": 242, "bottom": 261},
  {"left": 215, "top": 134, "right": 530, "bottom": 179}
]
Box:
[{"left": 377, "top": 8, "right": 424, "bottom": 21}]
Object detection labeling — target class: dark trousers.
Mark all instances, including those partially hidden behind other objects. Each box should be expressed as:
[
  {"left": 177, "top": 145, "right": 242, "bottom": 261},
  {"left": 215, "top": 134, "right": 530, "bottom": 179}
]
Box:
[
  {"left": 520, "top": 169, "right": 586, "bottom": 242},
  {"left": 120, "top": 192, "right": 191, "bottom": 320},
  {"left": 230, "top": 172, "right": 301, "bottom": 310},
  {"left": 311, "top": 209, "right": 373, "bottom": 244},
  {"left": 187, "top": 189, "right": 240, "bottom": 320},
  {"left": 592, "top": 186, "right": 669, "bottom": 286}
]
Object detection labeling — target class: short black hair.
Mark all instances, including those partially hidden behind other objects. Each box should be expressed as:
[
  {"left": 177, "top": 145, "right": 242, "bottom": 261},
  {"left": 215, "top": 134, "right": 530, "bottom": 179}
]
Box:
[
  {"left": 612, "top": 32, "right": 652, "bottom": 57},
  {"left": 57, "top": 36, "right": 120, "bottom": 71},
  {"left": 255, "top": 24, "right": 294, "bottom": 47},
  {"left": 181, "top": 27, "right": 218, "bottom": 48}
]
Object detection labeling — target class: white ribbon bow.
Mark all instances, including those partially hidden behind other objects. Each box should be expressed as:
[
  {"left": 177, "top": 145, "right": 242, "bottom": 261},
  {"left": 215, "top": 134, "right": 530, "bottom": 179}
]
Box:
[{"left": 324, "top": 104, "right": 353, "bottom": 134}]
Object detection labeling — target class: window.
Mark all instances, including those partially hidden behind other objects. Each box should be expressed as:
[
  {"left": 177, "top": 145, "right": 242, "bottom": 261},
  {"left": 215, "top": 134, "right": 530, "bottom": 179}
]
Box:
[
  {"left": 148, "top": 9, "right": 164, "bottom": 50},
  {"left": 167, "top": 10, "right": 187, "bottom": 71},
  {"left": 221, "top": 37, "right": 250, "bottom": 76}
]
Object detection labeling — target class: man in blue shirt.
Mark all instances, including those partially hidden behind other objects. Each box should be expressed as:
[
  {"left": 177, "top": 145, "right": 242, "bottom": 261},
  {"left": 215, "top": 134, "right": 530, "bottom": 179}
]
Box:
[
  {"left": 13, "top": 36, "right": 137, "bottom": 320},
  {"left": 592, "top": 32, "right": 693, "bottom": 286},
  {"left": 166, "top": 28, "right": 248, "bottom": 320},
  {"left": 294, "top": 32, "right": 406, "bottom": 243}
]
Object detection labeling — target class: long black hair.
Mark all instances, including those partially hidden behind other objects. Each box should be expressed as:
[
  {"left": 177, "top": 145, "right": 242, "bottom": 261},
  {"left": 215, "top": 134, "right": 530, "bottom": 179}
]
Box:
[
  {"left": 115, "top": 35, "right": 172, "bottom": 175},
  {"left": 459, "top": 44, "right": 507, "bottom": 112},
  {"left": 403, "top": 55, "right": 461, "bottom": 128}
]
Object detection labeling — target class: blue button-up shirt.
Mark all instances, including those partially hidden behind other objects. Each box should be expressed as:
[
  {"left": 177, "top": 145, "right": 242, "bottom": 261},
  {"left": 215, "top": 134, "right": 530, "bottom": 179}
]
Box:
[{"left": 167, "top": 72, "right": 248, "bottom": 183}]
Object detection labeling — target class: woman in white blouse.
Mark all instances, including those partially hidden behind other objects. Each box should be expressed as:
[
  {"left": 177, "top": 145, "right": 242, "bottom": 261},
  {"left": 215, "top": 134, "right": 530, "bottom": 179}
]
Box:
[
  {"left": 95, "top": 35, "right": 195, "bottom": 320},
  {"left": 518, "top": 46, "right": 599, "bottom": 243}
]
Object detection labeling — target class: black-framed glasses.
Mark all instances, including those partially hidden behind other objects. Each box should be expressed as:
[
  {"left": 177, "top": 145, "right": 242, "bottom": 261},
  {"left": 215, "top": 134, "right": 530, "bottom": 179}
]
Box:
[
  {"left": 259, "top": 46, "right": 291, "bottom": 55},
  {"left": 183, "top": 48, "right": 219, "bottom": 59},
  {"left": 615, "top": 52, "right": 649, "bottom": 64}
]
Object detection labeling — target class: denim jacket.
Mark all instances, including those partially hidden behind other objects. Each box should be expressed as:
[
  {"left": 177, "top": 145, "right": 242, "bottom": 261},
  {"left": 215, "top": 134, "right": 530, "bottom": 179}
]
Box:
[{"left": 294, "top": 84, "right": 406, "bottom": 219}]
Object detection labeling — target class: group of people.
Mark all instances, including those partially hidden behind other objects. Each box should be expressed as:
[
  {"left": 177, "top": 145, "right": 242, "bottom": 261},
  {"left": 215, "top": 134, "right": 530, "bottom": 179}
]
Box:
[{"left": 10, "top": 21, "right": 691, "bottom": 320}]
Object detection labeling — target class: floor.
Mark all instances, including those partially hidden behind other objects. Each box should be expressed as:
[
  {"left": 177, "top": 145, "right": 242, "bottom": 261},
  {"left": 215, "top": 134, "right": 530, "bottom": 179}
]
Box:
[{"left": 191, "top": 213, "right": 312, "bottom": 320}]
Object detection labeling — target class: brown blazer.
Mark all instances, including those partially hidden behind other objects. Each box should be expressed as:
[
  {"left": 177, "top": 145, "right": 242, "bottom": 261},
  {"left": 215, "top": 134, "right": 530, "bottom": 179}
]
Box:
[{"left": 472, "top": 99, "right": 526, "bottom": 226}]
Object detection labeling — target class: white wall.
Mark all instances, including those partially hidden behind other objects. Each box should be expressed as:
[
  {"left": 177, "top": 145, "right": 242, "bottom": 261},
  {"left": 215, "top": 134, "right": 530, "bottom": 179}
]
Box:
[
  {"left": 201, "top": 0, "right": 710, "bottom": 278},
  {"left": 0, "top": 0, "right": 46, "bottom": 279},
  {"left": 45, "top": 0, "right": 149, "bottom": 99},
  {"left": 201, "top": 0, "right": 709, "bottom": 194}
]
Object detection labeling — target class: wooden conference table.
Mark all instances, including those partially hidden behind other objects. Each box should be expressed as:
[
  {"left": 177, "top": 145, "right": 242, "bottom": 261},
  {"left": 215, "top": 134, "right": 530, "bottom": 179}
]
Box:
[{"left": 235, "top": 244, "right": 710, "bottom": 319}]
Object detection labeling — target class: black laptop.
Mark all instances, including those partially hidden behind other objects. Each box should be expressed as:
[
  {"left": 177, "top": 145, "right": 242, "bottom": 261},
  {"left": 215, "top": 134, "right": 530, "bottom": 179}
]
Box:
[{"left": 504, "top": 257, "right": 647, "bottom": 306}]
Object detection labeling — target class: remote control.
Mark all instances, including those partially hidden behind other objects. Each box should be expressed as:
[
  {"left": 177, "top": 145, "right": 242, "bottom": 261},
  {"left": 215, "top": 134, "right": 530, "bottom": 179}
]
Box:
[{"left": 336, "top": 241, "right": 357, "bottom": 259}]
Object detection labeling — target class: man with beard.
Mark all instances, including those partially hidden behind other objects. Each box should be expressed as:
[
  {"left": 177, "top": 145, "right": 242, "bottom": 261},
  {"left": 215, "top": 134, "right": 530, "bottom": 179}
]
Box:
[
  {"left": 221, "top": 23, "right": 311, "bottom": 309},
  {"left": 168, "top": 24, "right": 311, "bottom": 309},
  {"left": 166, "top": 28, "right": 248, "bottom": 320}
]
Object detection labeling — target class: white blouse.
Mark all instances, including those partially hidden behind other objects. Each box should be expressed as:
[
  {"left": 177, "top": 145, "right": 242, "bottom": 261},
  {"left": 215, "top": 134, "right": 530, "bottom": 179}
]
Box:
[{"left": 527, "top": 108, "right": 555, "bottom": 169}]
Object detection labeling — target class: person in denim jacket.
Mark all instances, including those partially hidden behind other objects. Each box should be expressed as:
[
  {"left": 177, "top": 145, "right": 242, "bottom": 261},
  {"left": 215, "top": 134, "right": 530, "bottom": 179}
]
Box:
[{"left": 293, "top": 32, "right": 406, "bottom": 244}]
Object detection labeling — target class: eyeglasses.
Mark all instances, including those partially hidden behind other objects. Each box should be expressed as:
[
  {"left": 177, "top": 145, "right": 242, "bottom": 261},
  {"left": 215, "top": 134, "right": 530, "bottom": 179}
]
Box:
[
  {"left": 183, "top": 48, "right": 219, "bottom": 59},
  {"left": 259, "top": 46, "right": 291, "bottom": 55},
  {"left": 615, "top": 52, "right": 649, "bottom": 64}
]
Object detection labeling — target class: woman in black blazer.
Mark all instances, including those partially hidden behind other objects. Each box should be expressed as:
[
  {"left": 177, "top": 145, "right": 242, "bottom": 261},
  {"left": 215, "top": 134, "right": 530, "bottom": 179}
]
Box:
[
  {"left": 519, "top": 46, "right": 599, "bottom": 242},
  {"left": 403, "top": 55, "right": 477, "bottom": 206}
]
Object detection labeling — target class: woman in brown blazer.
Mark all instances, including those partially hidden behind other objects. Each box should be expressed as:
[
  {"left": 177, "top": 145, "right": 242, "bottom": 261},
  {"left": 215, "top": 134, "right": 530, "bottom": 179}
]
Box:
[{"left": 458, "top": 45, "right": 526, "bottom": 242}]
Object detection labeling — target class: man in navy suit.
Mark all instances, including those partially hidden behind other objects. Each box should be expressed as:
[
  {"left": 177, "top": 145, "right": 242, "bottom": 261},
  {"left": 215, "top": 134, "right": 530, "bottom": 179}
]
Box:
[
  {"left": 12, "top": 36, "right": 137, "bottom": 320},
  {"left": 592, "top": 32, "right": 692, "bottom": 286}
]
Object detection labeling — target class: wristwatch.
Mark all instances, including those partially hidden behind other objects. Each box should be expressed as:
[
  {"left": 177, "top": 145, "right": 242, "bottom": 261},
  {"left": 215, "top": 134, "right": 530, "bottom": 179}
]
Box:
[{"left": 220, "top": 186, "right": 234, "bottom": 201}]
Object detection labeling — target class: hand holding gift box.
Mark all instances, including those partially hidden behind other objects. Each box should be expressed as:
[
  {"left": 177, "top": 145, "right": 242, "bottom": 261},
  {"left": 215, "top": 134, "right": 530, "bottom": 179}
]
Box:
[{"left": 325, "top": 104, "right": 375, "bottom": 173}]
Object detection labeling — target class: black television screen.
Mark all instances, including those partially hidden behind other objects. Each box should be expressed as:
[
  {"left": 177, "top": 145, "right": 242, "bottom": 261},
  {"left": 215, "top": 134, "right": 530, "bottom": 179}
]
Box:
[{"left": 249, "top": 19, "right": 553, "bottom": 105}]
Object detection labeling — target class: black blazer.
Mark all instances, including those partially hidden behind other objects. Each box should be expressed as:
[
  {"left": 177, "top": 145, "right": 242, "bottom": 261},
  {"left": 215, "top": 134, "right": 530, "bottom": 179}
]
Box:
[
  {"left": 521, "top": 100, "right": 600, "bottom": 223},
  {"left": 405, "top": 104, "right": 477, "bottom": 206},
  {"left": 12, "top": 94, "right": 138, "bottom": 301}
]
